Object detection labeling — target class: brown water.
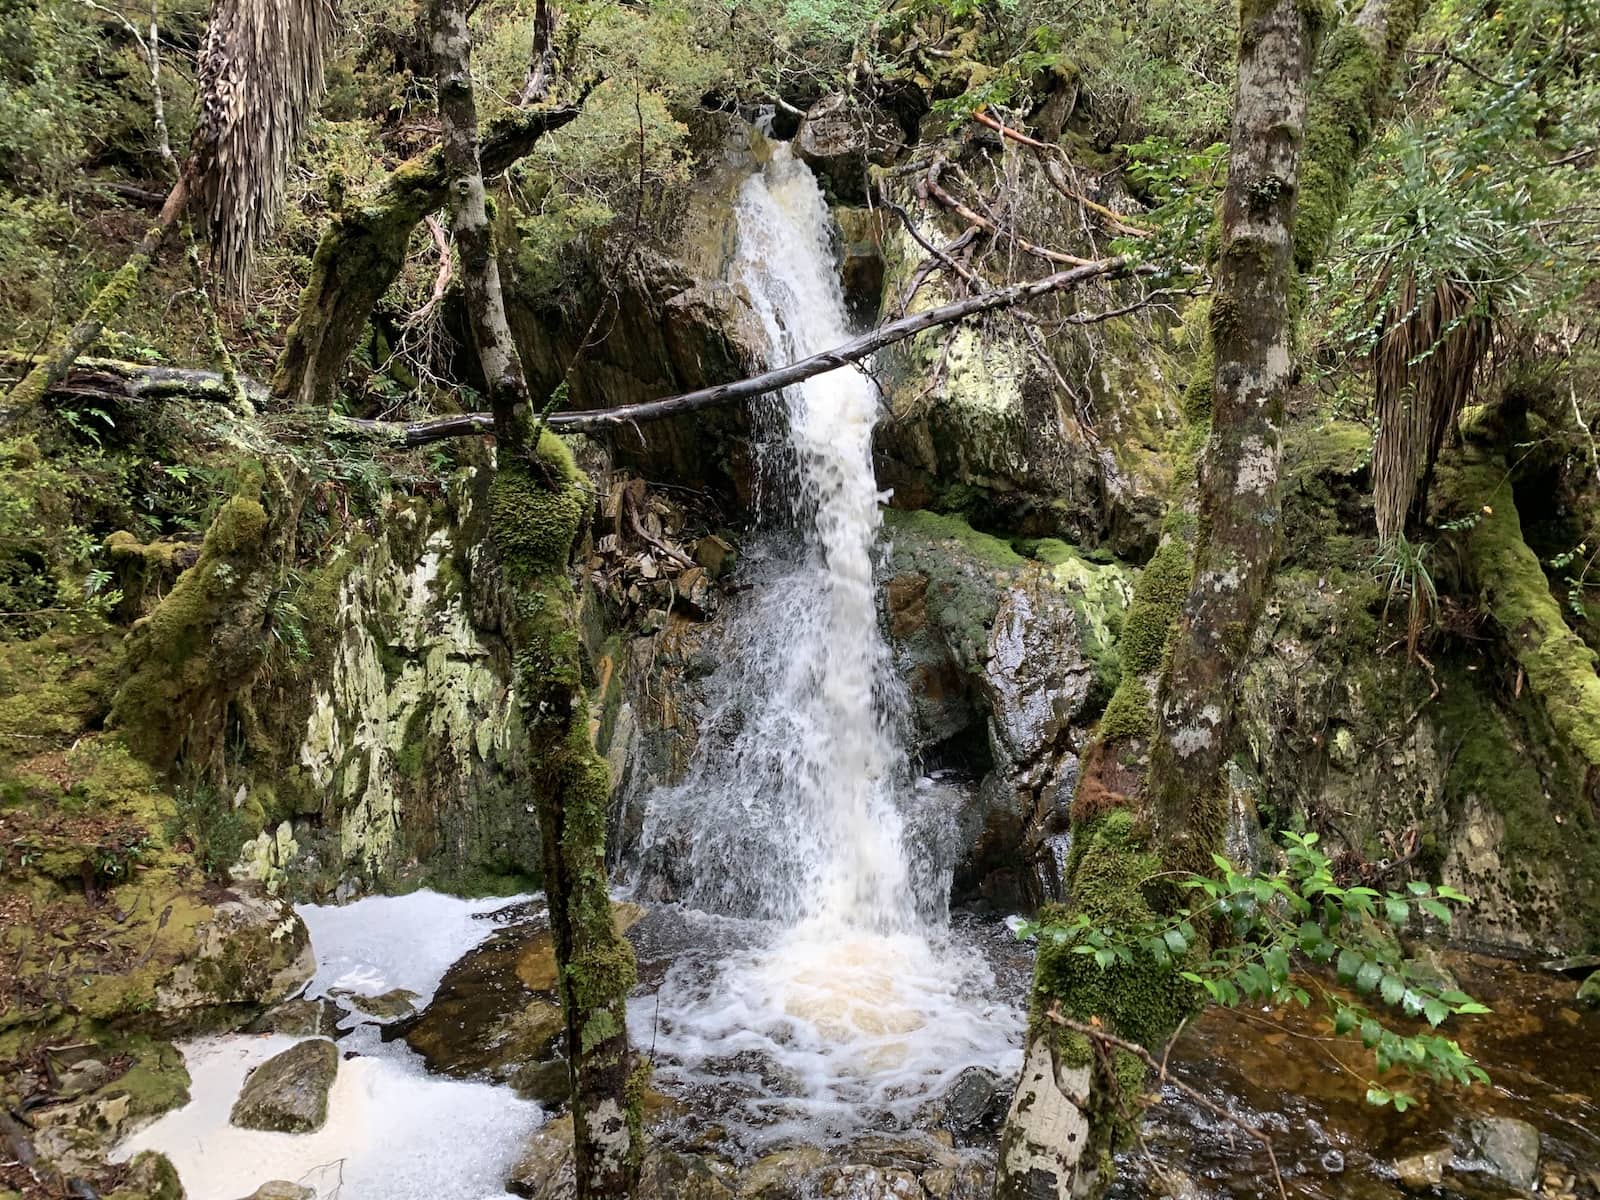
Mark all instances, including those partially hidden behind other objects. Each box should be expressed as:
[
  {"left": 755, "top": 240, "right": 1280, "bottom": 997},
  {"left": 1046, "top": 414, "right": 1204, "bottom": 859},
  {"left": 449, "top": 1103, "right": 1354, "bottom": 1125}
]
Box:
[{"left": 1118, "top": 953, "right": 1600, "bottom": 1199}]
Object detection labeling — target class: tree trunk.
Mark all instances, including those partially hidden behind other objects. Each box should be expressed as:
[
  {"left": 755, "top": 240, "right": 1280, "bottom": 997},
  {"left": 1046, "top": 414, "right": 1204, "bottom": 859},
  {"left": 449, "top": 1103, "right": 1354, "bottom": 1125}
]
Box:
[
  {"left": 1143, "top": 0, "right": 1313, "bottom": 872},
  {"left": 429, "top": 3, "right": 641, "bottom": 1197},
  {"left": 269, "top": 100, "right": 582, "bottom": 407},
  {"left": 997, "top": 2, "right": 1430, "bottom": 1196},
  {"left": 997, "top": 0, "right": 1316, "bottom": 1193}
]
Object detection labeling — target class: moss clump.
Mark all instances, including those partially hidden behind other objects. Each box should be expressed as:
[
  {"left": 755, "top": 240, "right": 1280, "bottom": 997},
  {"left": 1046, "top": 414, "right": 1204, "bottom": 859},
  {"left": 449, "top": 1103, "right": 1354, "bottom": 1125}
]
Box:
[
  {"left": 1440, "top": 458, "right": 1600, "bottom": 771},
  {"left": 109, "top": 469, "right": 276, "bottom": 769},
  {"left": 1118, "top": 536, "right": 1193, "bottom": 679},
  {"left": 1036, "top": 811, "right": 1201, "bottom": 1048},
  {"left": 881, "top": 507, "right": 1025, "bottom": 571}
]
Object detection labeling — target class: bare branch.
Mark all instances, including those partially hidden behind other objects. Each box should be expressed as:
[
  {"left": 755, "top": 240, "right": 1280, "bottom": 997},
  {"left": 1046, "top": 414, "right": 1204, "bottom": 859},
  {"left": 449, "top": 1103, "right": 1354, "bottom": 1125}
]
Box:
[{"left": 1044, "top": 1006, "right": 1288, "bottom": 1200}]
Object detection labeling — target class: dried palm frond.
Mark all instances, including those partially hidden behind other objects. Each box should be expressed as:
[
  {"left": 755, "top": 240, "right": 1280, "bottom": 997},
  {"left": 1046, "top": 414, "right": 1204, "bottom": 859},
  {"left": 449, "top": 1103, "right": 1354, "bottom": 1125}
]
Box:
[
  {"left": 193, "top": 0, "right": 339, "bottom": 292},
  {"left": 1371, "top": 267, "right": 1496, "bottom": 541}
]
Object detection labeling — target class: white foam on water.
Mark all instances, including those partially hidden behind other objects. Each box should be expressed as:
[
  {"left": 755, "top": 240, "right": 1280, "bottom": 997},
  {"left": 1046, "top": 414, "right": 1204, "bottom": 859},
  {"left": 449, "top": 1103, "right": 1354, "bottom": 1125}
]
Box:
[
  {"left": 114, "top": 1034, "right": 542, "bottom": 1200},
  {"left": 632, "top": 143, "right": 1023, "bottom": 1149},
  {"left": 296, "top": 888, "right": 536, "bottom": 1005},
  {"left": 114, "top": 891, "right": 542, "bottom": 1200}
]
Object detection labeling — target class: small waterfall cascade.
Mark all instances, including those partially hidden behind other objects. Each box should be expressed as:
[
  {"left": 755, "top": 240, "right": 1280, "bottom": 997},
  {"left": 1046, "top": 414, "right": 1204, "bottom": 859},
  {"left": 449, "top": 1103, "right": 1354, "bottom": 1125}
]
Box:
[{"left": 631, "top": 142, "right": 1021, "bottom": 1147}]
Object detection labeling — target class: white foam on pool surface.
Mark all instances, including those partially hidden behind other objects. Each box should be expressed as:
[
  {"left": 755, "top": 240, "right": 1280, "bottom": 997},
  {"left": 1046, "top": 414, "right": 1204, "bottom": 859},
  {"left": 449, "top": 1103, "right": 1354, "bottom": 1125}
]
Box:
[
  {"left": 633, "top": 913, "right": 1023, "bottom": 1151},
  {"left": 297, "top": 888, "right": 538, "bottom": 1005},
  {"left": 114, "top": 890, "right": 544, "bottom": 1200}
]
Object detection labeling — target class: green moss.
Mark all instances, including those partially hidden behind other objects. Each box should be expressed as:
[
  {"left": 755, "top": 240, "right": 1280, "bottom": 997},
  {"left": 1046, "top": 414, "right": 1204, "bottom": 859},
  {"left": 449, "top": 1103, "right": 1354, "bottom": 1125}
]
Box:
[
  {"left": 1440, "top": 459, "right": 1600, "bottom": 769},
  {"left": 1034, "top": 810, "right": 1203, "bottom": 1147},
  {"left": 881, "top": 507, "right": 1025, "bottom": 570},
  {"left": 109, "top": 471, "right": 275, "bottom": 768},
  {"left": 1098, "top": 674, "right": 1154, "bottom": 741},
  {"left": 1119, "top": 536, "right": 1193, "bottom": 678}
]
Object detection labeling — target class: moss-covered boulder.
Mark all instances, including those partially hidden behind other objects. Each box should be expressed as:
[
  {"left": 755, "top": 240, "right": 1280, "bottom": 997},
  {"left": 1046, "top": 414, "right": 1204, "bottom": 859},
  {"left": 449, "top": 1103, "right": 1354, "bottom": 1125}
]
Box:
[{"left": 230, "top": 1037, "right": 339, "bottom": 1133}]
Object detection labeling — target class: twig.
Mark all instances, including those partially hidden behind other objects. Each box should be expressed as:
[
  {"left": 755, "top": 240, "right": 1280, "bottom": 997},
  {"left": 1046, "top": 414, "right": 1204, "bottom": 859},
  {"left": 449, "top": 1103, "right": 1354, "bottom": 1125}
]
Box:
[
  {"left": 1044, "top": 1005, "right": 1289, "bottom": 1200},
  {"left": 403, "top": 216, "right": 454, "bottom": 328},
  {"left": 925, "top": 157, "right": 1098, "bottom": 268},
  {"left": 970, "top": 109, "right": 1151, "bottom": 237}
]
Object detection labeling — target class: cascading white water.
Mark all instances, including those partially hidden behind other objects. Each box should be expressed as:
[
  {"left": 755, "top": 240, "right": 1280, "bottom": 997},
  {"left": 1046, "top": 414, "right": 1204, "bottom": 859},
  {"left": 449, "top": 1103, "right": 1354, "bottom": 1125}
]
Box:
[{"left": 632, "top": 142, "right": 1021, "bottom": 1148}]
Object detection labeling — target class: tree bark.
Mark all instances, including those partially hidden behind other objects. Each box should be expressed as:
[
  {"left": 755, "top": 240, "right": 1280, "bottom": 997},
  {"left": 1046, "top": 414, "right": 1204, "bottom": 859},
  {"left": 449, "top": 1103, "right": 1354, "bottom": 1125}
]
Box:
[
  {"left": 996, "top": 1, "right": 1315, "bottom": 1194},
  {"left": 429, "top": 3, "right": 641, "bottom": 1198},
  {"left": 269, "top": 99, "right": 583, "bottom": 407},
  {"left": 998, "top": 2, "right": 1430, "bottom": 1196},
  {"left": 1144, "top": 0, "right": 1313, "bottom": 872}
]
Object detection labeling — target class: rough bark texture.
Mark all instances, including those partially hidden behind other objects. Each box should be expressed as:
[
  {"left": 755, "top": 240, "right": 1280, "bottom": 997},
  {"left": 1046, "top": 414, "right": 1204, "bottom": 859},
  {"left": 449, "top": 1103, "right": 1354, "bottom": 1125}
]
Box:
[
  {"left": 430, "top": 3, "right": 641, "bottom": 1197},
  {"left": 1144, "top": 0, "right": 1314, "bottom": 874},
  {"left": 997, "top": 0, "right": 1317, "bottom": 1194},
  {"left": 998, "top": 1, "right": 1432, "bottom": 1194},
  {"left": 269, "top": 100, "right": 582, "bottom": 407}
]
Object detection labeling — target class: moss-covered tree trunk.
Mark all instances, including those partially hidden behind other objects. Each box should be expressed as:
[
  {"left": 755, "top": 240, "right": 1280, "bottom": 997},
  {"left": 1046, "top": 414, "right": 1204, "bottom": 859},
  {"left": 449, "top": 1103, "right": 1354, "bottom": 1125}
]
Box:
[
  {"left": 997, "top": 1, "right": 1430, "bottom": 1196},
  {"left": 4, "top": 176, "right": 191, "bottom": 419},
  {"left": 269, "top": 102, "right": 581, "bottom": 408},
  {"left": 429, "top": 2, "right": 641, "bottom": 1196},
  {"left": 1142, "top": 0, "right": 1313, "bottom": 870}
]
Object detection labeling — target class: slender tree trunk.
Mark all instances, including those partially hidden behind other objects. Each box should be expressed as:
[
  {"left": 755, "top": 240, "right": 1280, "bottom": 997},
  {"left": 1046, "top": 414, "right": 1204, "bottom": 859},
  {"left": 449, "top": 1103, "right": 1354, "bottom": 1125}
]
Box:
[
  {"left": 1144, "top": 0, "right": 1313, "bottom": 872},
  {"left": 429, "top": 2, "right": 641, "bottom": 1197},
  {"left": 997, "top": 1, "right": 1315, "bottom": 1194},
  {"left": 997, "top": 2, "right": 1430, "bottom": 1196}
]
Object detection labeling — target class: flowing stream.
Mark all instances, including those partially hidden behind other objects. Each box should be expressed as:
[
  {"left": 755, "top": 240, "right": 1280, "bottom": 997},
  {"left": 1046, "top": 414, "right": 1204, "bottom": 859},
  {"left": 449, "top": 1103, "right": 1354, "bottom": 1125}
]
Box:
[{"left": 629, "top": 144, "right": 1022, "bottom": 1150}]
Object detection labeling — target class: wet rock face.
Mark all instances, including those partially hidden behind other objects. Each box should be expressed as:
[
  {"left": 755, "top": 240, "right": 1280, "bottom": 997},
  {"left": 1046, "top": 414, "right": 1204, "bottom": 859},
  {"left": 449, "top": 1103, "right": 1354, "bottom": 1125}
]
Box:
[
  {"left": 794, "top": 94, "right": 907, "bottom": 204},
  {"left": 508, "top": 1123, "right": 989, "bottom": 1200},
  {"left": 397, "top": 902, "right": 644, "bottom": 1103},
  {"left": 229, "top": 1039, "right": 338, "bottom": 1134},
  {"left": 245, "top": 996, "right": 346, "bottom": 1038},
  {"left": 1469, "top": 1116, "right": 1541, "bottom": 1190},
  {"left": 877, "top": 511, "right": 1130, "bottom": 905}
]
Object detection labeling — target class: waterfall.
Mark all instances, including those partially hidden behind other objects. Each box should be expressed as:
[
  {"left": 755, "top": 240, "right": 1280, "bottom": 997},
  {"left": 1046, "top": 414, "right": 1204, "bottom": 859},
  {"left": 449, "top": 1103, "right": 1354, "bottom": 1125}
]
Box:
[{"left": 631, "top": 143, "right": 1021, "bottom": 1149}]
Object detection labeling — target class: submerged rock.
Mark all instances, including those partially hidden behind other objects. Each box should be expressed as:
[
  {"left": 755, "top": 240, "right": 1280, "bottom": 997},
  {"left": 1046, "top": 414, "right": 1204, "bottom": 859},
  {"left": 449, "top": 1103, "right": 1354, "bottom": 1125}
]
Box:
[
  {"left": 245, "top": 997, "right": 346, "bottom": 1038},
  {"left": 229, "top": 1039, "right": 338, "bottom": 1134},
  {"left": 234, "top": 1184, "right": 316, "bottom": 1200},
  {"left": 1468, "top": 1116, "right": 1541, "bottom": 1190},
  {"left": 812, "top": 1164, "right": 924, "bottom": 1199},
  {"left": 507, "top": 1115, "right": 576, "bottom": 1200},
  {"left": 331, "top": 986, "right": 419, "bottom": 1023},
  {"left": 1393, "top": 1145, "right": 1451, "bottom": 1189},
  {"left": 738, "top": 1147, "right": 827, "bottom": 1199},
  {"left": 1576, "top": 972, "right": 1600, "bottom": 1009}
]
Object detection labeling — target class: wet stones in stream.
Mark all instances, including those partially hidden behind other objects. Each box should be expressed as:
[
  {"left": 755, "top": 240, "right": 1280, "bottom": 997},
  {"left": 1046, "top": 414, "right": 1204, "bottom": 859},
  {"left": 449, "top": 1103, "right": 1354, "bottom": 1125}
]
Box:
[
  {"left": 229, "top": 1038, "right": 338, "bottom": 1133},
  {"left": 245, "top": 996, "right": 348, "bottom": 1038},
  {"left": 508, "top": 1121, "right": 989, "bottom": 1200},
  {"left": 392, "top": 901, "right": 644, "bottom": 1104}
]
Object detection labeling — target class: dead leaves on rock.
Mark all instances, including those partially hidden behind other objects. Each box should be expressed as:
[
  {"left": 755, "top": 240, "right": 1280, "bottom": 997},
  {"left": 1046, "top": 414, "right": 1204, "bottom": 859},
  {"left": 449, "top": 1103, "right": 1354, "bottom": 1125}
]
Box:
[{"left": 587, "top": 474, "right": 735, "bottom": 625}]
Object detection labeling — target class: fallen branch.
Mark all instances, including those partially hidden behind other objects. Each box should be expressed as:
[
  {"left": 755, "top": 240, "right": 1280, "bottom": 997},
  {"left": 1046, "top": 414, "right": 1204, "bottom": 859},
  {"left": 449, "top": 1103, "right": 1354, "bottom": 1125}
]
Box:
[
  {"left": 925, "top": 157, "right": 1097, "bottom": 268},
  {"left": 11, "top": 256, "right": 1187, "bottom": 447},
  {"left": 345, "top": 255, "right": 1153, "bottom": 444},
  {"left": 970, "top": 110, "right": 1151, "bottom": 238},
  {"left": 1045, "top": 1005, "right": 1288, "bottom": 1200}
]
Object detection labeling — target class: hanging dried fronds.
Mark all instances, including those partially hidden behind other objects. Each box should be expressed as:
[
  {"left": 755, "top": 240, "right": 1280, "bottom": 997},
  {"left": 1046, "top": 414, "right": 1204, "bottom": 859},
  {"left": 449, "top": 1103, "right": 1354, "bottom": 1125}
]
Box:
[
  {"left": 1371, "top": 269, "right": 1496, "bottom": 541},
  {"left": 193, "top": 0, "right": 339, "bottom": 292}
]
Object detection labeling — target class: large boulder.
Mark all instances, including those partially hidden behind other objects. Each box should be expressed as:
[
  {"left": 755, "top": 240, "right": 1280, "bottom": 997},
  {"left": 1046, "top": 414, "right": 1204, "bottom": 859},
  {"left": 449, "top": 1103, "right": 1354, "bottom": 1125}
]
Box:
[
  {"left": 154, "top": 889, "right": 314, "bottom": 1018},
  {"left": 229, "top": 1039, "right": 339, "bottom": 1134},
  {"left": 400, "top": 904, "right": 643, "bottom": 1101},
  {"left": 794, "top": 93, "right": 907, "bottom": 203}
]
